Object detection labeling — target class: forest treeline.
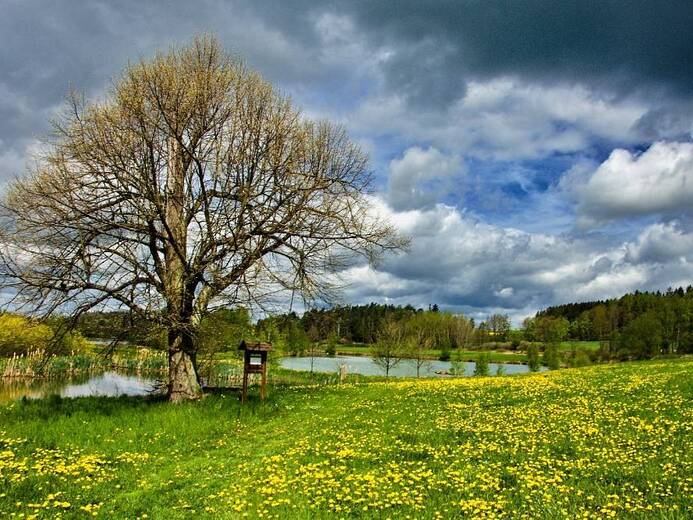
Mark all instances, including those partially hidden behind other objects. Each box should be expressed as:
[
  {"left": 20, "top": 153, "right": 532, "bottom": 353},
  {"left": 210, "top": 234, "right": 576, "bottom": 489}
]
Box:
[
  {"left": 1, "top": 287, "right": 691, "bottom": 363},
  {"left": 532, "top": 286, "right": 693, "bottom": 357},
  {"left": 255, "top": 286, "right": 693, "bottom": 361}
]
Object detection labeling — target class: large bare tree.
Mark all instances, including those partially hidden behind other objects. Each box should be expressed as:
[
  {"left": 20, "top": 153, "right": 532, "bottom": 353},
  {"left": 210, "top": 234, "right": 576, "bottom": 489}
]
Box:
[{"left": 0, "top": 37, "right": 404, "bottom": 401}]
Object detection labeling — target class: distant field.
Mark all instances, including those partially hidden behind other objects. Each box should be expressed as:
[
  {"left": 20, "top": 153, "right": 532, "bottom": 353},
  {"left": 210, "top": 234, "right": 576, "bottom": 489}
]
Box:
[
  {"left": 335, "top": 341, "right": 601, "bottom": 363},
  {"left": 559, "top": 340, "right": 601, "bottom": 351},
  {"left": 336, "top": 344, "right": 529, "bottom": 363},
  {"left": 1, "top": 358, "right": 690, "bottom": 518}
]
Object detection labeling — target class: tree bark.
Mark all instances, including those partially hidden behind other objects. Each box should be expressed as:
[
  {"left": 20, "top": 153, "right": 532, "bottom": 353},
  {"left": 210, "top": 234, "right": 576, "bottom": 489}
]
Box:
[{"left": 168, "top": 328, "right": 202, "bottom": 402}]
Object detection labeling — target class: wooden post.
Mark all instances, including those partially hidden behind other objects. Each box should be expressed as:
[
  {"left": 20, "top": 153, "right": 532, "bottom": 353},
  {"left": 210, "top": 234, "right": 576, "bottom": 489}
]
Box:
[
  {"left": 261, "top": 363, "right": 267, "bottom": 400},
  {"left": 241, "top": 370, "right": 249, "bottom": 404}
]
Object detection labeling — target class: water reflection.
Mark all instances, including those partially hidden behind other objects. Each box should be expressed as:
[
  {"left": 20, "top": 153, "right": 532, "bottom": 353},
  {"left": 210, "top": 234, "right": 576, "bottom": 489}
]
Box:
[
  {"left": 0, "top": 371, "right": 159, "bottom": 404},
  {"left": 280, "top": 355, "right": 544, "bottom": 377}
]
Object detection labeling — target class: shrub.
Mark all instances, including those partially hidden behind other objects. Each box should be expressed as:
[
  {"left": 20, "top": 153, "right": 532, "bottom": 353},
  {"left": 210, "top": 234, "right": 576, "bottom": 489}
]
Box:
[
  {"left": 473, "top": 353, "right": 490, "bottom": 376},
  {"left": 544, "top": 343, "right": 561, "bottom": 370},
  {"left": 567, "top": 349, "right": 592, "bottom": 368},
  {"left": 527, "top": 344, "right": 541, "bottom": 372},
  {"left": 0, "top": 314, "right": 53, "bottom": 356},
  {"left": 324, "top": 342, "right": 336, "bottom": 357}
]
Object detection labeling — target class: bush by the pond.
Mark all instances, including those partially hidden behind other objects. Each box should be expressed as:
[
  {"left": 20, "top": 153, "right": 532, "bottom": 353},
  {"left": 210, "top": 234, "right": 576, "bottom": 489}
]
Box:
[
  {"left": 543, "top": 343, "right": 561, "bottom": 370},
  {"left": 0, "top": 313, "right": 89, "bottom": 357},
  {"left": 527, "top": 343, "right": 541, "bottom": 372},
  {"left": 473, "top": 352, "right": 491, "bottom": 376}
]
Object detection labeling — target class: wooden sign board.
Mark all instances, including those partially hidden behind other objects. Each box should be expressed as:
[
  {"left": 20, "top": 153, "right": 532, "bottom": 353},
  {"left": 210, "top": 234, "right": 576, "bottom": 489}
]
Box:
[{"left": 238, "top": 340, "right": 272, "bottom": 402}]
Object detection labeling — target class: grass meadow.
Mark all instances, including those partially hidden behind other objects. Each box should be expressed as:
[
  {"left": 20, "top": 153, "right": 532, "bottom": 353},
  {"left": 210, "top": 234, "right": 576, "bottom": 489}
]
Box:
[{"left": 1, "top": 358, "right": 691, "bottom": 519}]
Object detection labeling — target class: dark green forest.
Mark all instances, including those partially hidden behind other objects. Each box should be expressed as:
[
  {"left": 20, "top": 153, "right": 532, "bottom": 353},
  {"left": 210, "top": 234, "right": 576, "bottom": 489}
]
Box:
[
  {"left": 535, "top": 286, "right": 693, "bottom": 357},
  {"left": 70, "top": 286, "right": 693, "bottom": 362}
]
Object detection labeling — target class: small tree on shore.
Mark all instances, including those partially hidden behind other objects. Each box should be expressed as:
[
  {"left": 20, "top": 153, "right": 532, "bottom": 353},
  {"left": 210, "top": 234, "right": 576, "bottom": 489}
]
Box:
[
  {"left": 544, "top": 344, "right": 561, "bottom": 370},
  {"left": 527, "top": 344, "right": 541, "bottom": 372},
  {"left": 405, "top": 312, "right": 433, "bottom": 377},
  {"left": 473, "top": 352, "right": 490, "bottom": 376},
  {"left": 371, "top": 319, "right": 407, "bottom": 377}
]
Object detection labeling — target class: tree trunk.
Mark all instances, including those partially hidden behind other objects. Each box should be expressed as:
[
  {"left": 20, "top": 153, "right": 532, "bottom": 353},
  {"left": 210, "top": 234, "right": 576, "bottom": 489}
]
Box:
[
  {"left": 164, "top": 135, "right": 201, "bottom": 403},
  {"left": 168, "top": 328, "right": 202, "bottom": 402}
]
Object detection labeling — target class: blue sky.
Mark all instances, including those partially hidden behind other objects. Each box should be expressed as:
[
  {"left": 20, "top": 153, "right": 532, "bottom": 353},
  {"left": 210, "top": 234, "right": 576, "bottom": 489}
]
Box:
[{"left": 1, "top": 0, "right": 693, "bottom": 323}]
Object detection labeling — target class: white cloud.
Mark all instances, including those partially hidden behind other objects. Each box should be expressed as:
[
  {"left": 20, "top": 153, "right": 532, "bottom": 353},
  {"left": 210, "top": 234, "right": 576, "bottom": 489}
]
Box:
[
  {"left": 495, "top": 287, "right": 514, "bottom": 298},
  {"left": 625, "top": 221, "right": 693, "bottom": 264},
  {"left": 347, "top": 78, "right": 646, "bottom": 161},
  {"left": 574, "top": 141, "right": 693, "bottom": 227},
  {"left": 338, "top": 199, "right": 693, "bottom": 323},
  {"left": 387, "top": 146, "right": 463, "bottom": 210}
]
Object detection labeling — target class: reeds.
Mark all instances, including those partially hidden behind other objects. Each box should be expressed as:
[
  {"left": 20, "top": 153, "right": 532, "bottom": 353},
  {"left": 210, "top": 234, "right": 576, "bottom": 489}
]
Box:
[{"left": 0, "top": 349, "right": 167, "bottom": 379}]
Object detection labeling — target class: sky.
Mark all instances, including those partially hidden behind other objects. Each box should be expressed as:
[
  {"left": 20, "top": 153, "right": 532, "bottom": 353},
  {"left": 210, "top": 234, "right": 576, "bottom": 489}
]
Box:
[{"left": 1, "top": 0, "right": 693, "bottom": 324}]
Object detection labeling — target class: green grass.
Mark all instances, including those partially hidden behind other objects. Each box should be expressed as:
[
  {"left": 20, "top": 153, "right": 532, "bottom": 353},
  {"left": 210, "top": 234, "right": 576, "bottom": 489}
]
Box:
[
  {"left": 559, "top": 340, "right": 601, "bottom": 351},
  {"left": 1, "top": 359, "right": 691, "bottom": 518}
]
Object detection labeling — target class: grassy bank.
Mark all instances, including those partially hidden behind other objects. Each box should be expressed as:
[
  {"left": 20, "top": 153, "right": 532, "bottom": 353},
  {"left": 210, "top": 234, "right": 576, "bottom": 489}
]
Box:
[
  {"left": 334, "top": 344, "right": 528, "bottom": 363},
  {"left": 1, "top": 359, "right": 691, "bottom": 519},
  {"left": 333, "top": 341, "right": 600, "bottom": 363}
]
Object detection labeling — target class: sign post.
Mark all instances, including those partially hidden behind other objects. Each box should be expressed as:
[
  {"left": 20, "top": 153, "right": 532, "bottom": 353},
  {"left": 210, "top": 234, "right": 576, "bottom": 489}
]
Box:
[{"left": 238, "top": 340, "right": 272, "bottom": 403}]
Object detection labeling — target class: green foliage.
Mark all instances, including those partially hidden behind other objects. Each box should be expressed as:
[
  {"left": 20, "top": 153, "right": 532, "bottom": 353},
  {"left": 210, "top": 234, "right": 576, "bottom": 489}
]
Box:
[
  {"left": 285, "top": 320, "right": 310, "bottom": 356},
  {"left": 324, "top": 333, "right": 339, "bottom": 357},
  {"left": 524, "top": 316, "right": 569, "bottom": 345},
  {"left": 0, "top": 313, "right": 89, "bottom": 357},
  {"left": 536, "top": 286, "right": 693, "bottom": 358},
  {"left": 527, "top": 344, "right": 541, "bottom": 372},
  {"left": 473, "top": 352, "right": 490, "bottom": 376},
  {"left": 75, "top": 311, "right": 164, "bottom": 347},
  {"left": 449, "top": 349, "right": 466, "bottom": 376},
  {"left": 616, "top": 312, "right": 664, "bottom": 359},
  {"left": 0, "top": 314, "right": 53, "bottom": 356},
  {"left": 508, "top": 330, "right": 523, "bottom": 350},
  {"left": 486, "top": 314, "right": 511, "bottom": 342},
  {"left": 198, "top": 307, "right": 252, "bottom": 355},
  {"left": 438, "top": 346, "right": 451, "bottom": 361},
  {"left": 567, "top": 349, "right": 593, "bottom": 368},
  {"left": 254, "top": 317, "right": 287, "bottom": 366},
  {"left": 370, "top": 320, "right": 408, "bottom": 377},
  {"left": 544, "top": 344, "right": 561, "bottom": 370},
  {"left": 257, "top": 303, "right": 474, "bottom": 350}
]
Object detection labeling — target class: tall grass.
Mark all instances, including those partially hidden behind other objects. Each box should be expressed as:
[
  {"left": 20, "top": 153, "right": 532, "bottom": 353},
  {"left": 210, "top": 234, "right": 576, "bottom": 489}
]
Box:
[{"left": 0, "top": 349, "right": 167, "bottom": 379}]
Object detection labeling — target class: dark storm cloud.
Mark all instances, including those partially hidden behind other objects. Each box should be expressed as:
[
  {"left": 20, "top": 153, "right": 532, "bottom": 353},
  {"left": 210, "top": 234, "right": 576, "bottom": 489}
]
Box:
[
  {"left": 340, "top": 0, "right": 693, "bottom": 99},
  {"left": 2, "top": 0, "right": 692, "bottom": 159},
  {"left": 0, "top": 0, "right": 319, "bottom": 178}
]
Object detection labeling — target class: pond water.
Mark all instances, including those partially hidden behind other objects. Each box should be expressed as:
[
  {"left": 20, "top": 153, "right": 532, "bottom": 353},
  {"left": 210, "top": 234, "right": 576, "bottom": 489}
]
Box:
[
  {"left": 0, "top": 356, "right": 543, "bottom": 403},
  {"left": 280, "top": 355, "right": 543, "bottom": 377},
  {"left": 0, "top": 372, "right": 160, "bottom": 404}
]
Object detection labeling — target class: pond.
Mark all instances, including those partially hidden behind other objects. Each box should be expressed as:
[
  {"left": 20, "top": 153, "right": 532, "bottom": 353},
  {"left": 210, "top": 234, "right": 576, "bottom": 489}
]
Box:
[
  {"left": 280, "top": 355, "right": 544, "bottom": 377},
  {"left": 0, "top": 371, "right": 160, "bottom": 404}
]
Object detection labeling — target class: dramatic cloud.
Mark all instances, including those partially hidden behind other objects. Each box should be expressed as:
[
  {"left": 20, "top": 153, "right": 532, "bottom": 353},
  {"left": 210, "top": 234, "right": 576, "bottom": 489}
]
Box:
[
  {"left": 339, "top": 201, "right": 693, "bottom": 323},
  {"left": 387, "top": 147, "right": 463, "bottom": 210},
  {"left": 574, "top": 142, "right": 693, "bottom": 226},
  {"left": 349, "top": 79, "right": 647, "bottom": 161},
  {"left": 2, "top": 0, "right": 693, "bottom": 318},
  {"left": 342, "top": 0, "right": 693, "bottom": 105}
]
